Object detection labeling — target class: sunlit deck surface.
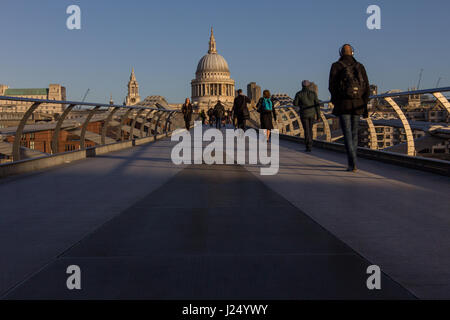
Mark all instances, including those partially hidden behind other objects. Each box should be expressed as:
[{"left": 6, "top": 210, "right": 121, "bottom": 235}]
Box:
[{"left": 1, "top": 126, "right": 449, "bottom": 299}]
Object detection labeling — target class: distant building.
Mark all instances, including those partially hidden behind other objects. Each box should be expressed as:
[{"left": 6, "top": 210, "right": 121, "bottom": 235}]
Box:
[
  {"left": 247, "top": 82, "right": 261, "bottom": 103},
  {"left": 0, "top": 84, "right": 66, "bottom": 114},
  {"left": 135, "top": 95, "right": 170, "bottom": 109},
  {"left": 125, "top": 68, "right": 141, "bottom": 106},
  {"left": 272, "top": 93, "right": 293, "bottom": 106}
]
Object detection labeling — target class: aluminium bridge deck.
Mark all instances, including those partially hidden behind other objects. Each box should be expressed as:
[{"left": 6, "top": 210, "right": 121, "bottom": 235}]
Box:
[{"left": 0, "top": 126, "right": 448, "bottom": 299}]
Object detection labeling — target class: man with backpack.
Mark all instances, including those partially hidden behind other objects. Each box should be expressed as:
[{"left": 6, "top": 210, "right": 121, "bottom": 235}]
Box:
[
  {"left": 232, "top": 89, "right": 251, "bottom": 130},
  {"left": 213, "top": 100, "right": 225, "bottom": 129},
  {"left": 293, "top": 80, "right": 321, "bottom": 152},
  {"left": 329, "top": 44, "right": 369, "bottom": 172}
]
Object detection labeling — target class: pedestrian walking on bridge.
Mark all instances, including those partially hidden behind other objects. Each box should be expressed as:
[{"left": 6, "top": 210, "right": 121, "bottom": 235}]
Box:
[
  {"left": 207, "top": 107, "right": 215, "bottom": 127},
  {"left": 213, "top": 100, "right": 225, "bottom": 129},
  {"left": 293, "top": 80, "right": 321, "bottom": 152},
  {"left": 329, "top": 44, "right": 370, "bottom": 172},
  {"left": 199, "top": 110, "right": 206, "bottom": 125},
  {"left": 256, "top": 90, "right": 277, "bottom": 142},
  {"left": 233, "top": 89, "right": 251, "bottom": 130},
  {"left": 181, "top": 98, "right": 193, "bottom": 131}
]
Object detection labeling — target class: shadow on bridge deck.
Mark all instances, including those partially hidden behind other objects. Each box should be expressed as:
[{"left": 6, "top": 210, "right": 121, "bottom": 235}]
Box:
[{"left": 0, "top": 126, "right": 448, "bottom": 299}]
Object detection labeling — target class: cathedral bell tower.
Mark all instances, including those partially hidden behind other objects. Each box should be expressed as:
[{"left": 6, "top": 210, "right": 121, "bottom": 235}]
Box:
[{"left": 125, "top": 68, "right": 141, "bottom": 105}]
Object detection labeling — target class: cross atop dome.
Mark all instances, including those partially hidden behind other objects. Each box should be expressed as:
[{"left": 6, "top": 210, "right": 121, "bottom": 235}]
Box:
[{"left": 208, "top": 27, "right": 217, "bottom": 54}]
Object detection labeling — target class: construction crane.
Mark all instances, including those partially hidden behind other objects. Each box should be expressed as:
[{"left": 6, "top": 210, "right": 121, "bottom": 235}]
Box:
[
  {"left": 416, "top": 69, "right": 423, "bottom": 90},
  {"left": 81, "top": 88, "right": 90, "bottom": 102},
  {"left": 76, "top": 89, "right": 90, "bottom": 110},
  {"left": 436, "top": 77, "right": 442, "bottom": 88}
]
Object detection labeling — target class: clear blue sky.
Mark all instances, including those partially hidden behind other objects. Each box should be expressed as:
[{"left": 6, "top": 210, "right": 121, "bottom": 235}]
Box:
[{"left": 1, "top": 0, "right": 449, "bottom": 103}]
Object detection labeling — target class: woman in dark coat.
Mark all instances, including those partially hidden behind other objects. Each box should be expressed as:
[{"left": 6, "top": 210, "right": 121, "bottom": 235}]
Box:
[
  {"left": 181, "top": 98, "right": 193, "bottom": 130},
  {"left": 256, "top": 90, "right": 277, "bottom": 141}
]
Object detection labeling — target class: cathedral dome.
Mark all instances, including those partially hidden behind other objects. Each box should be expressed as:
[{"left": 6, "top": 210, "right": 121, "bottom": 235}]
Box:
[
  {"left": 196, "top": 53, "right": 230, "bottom": 74},
  {"left": 191, "top": 27, "right": 235, "bottom": 110}
]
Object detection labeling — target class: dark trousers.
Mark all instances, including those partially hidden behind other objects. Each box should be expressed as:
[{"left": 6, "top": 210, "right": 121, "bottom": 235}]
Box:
[
  {"left": 184, "top": 117, "right": 191, "bottom": 130},
  {"left": 339, "top": 114, "right": 360, "bottom": 168},
  {"left": 216, "top": 117, "right": 222, "bottom": 129},
  {"left": 301, "top": 116, "right": 314, "bottom": 150},
  {"left": 237, "top": 119, "right": 246, "bottom": 130}
]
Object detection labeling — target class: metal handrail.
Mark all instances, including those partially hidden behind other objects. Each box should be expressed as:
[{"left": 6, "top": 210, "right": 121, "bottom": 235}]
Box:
[
  {"left": 274, "top": 86, "right": 450, "bottom": 108},
  {"left": 0, "top": 96, "right": 184, "bottom": 162},
  {"left": 0, "top": 95, "right": 180, "bottom": 112},
  {"left": 261, "top": 86, "right": 450, "bottom": 156}
]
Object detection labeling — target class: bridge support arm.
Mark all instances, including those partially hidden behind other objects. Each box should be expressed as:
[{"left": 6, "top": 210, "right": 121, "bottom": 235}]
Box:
[
  {"left": 319, "top": 111, "right": 331, "bottom": 142},
  {"left": 384, "top": 97, "right": 415, "bottom": 156},
  {"left": 164, "top": 111, "right": 177, "bottom": 133},
  {"left": 129, "top": 109, "right": 145, "bottom": 140},
  {"left": 80, "top": 106, "right": 101, "bottom": 149},
  {"left": 101, "top": 107, "right": 120, "bottom": 145},
  {"left": 288, "top": 107, "right": 305, "bottom": 138},
  {"left": 141, "top": 110, "right": 156, "bottom": 138},
  {"left": 151, "top": 111, "right": 163, "bottom": 136},
  {"left": 51, "top": 104, "right": 76, "bottom": 154},
  {"left": 365, "top": 117, "right": 378, "bottom": 150},
  {"left": 154, "top": 112, "right": 169, "bottom": 136},
  {"left": 432, "top": 92, "right": 450, "bottom": 114},
  {"left": 117, "top": 109, "right": 133, "bottom": 141},
  {"left": 13, "top": 102, "right": 42, "bottom": 161}
]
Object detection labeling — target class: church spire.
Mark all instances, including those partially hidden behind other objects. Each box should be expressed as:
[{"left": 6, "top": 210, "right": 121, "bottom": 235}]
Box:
[
  {"left": 126, "top": 67, "right": 140, "bottom": 106},
  {"left": 208, "top": 27, "right": 217, "bottom": 54}
]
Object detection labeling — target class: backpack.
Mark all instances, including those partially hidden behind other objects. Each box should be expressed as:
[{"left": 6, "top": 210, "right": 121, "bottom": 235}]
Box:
[
  {"left": 338, "top": 61, "right": 365, "bottom": 99},
  {"left": 261, "top": 98, "right": 273, "bottom": 111}
]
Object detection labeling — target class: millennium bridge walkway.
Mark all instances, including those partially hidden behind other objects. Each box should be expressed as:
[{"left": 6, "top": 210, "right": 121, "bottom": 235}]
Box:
[{"left": 0, "top": 89, "right": 449, "bottom": 300}]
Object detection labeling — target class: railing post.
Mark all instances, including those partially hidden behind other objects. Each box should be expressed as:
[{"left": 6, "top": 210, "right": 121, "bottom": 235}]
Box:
[
  {"left": 51, "top": 104, "right": 76, "bottom": 154},
  {"left": 385, "top": 97, "right": 415, "bottom": 156},
  {"left": 80, "top": 106, "right": 101, "bottom": 149},
  {"left": 129, "top": 109, "right": 145, "bottom": 140},
  {"left": 12, "top": 102, "right": 41, "bottom": 161},
  {"left": 101, "top": 107, "right": 120, "bottom": 145}
]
